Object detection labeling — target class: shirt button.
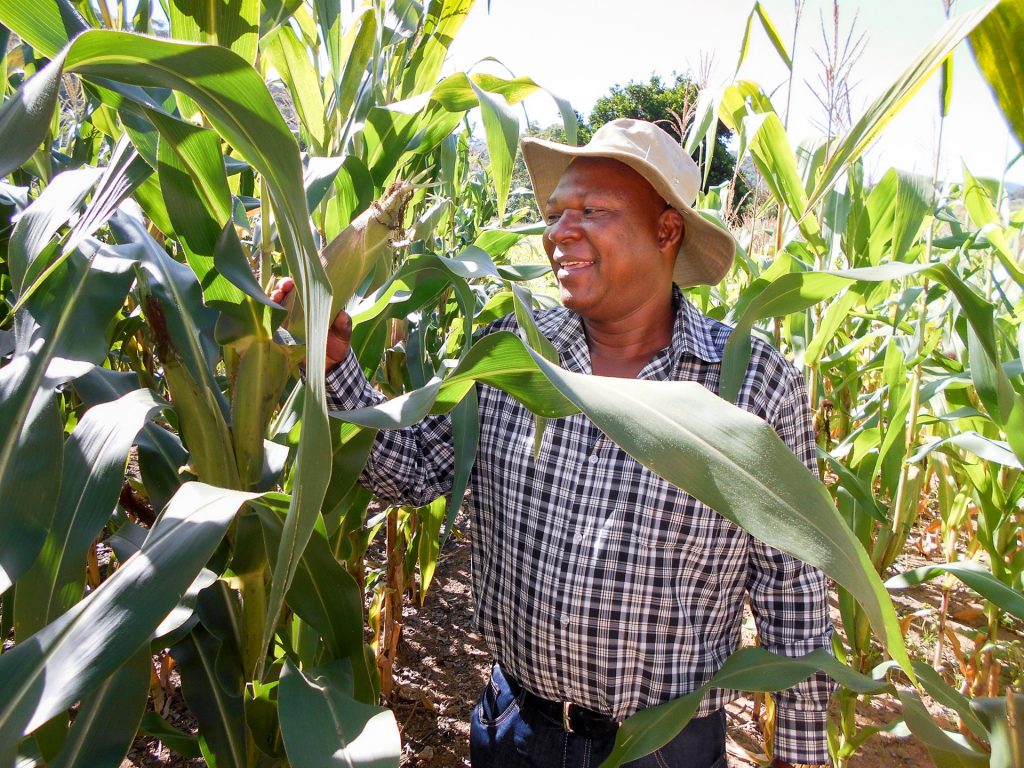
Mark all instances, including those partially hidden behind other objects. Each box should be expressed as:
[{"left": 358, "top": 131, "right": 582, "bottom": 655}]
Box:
[
  {"left": 560, "top": 614, "right": 570, "bottom": 626},
  {"left": 573, "top": 533, "right": 583, "bottom": 545},
  {"left": 588, "top": 454, "right": 599, "bottom": 465}
]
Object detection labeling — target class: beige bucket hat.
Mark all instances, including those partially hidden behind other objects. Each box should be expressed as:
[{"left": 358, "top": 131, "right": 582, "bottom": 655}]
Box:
[{"left": 520, "top": 118, "right": 736, "bottom": 288}]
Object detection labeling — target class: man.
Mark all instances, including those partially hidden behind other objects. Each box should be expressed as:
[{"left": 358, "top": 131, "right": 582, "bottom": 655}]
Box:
[{"left": 277, "top": 118, "right": 833, "bottom": 767}]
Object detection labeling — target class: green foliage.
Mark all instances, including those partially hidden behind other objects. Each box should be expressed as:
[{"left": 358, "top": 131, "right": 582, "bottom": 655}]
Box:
[{"left": 1, "top": 1, "right": 1023, "bottom": 767}]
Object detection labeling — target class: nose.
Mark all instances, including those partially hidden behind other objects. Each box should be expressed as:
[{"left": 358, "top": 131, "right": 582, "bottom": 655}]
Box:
[{"left": 544, "top": 209, "right": 580, "bottom": 245}]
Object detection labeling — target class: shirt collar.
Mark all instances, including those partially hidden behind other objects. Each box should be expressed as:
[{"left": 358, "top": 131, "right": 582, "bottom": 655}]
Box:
[{"left": 534, "top": 284, "right": 725, "bottom": 371}]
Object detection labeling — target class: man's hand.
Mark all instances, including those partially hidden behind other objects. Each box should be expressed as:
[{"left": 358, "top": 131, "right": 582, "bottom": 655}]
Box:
[{"left": 270, "top": 277, "right": 353, "bottom": 370}]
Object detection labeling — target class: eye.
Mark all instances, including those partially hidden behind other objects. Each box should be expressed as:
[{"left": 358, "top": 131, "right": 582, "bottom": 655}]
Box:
[{"left": 545, "top": 211, "right": 562, "bottom": 225}]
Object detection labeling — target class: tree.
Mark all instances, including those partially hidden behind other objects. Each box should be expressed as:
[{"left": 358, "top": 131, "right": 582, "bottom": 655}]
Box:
[{"left": 585, "top": 73, "right": 749, "bottom": 204}]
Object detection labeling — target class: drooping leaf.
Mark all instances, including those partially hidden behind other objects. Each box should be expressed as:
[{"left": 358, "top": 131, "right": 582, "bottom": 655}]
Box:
[
  {"left": 886, "top": 560, "right": 1024, "bottom": 622},
  {"left": 969, "top": 0, "right": 1024, "bottom": 151},
  {"left": 171, "top": 582, "right": 248, "bottom": 768},
  {"left": 0, "top": 49, "right": 68, "bottom": 178},
  {"left": 46, "top": 648, "right": 151, "bottom": 768},
  {"left": 279, "top": 658, "right": 401, "bottom": 768},
  {"left": 15, "top": 389, "right": 165, "bottom": 639},
  {"left": 601, "top": 647, "right": 890, "bottom": 767},
  {"left": 336, "top": 331, "right": 911, "bottom": 676},
  {"left": 0, "top": 483, "right": 256, "bottom": 763},
  {"left": 0, "top": 248, "right": 136, "bottom": 595}
]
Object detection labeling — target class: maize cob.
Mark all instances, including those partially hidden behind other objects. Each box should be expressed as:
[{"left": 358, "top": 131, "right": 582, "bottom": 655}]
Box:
[{"left": 285, "top": 178, "right": 417, "bottom": 340}]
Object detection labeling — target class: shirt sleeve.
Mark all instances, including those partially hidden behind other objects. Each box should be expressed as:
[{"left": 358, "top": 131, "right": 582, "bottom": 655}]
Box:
[
  {"left": 745, "top": 367, "right": 836, "bottom": 766},
  {"left": 326, "top": 352, "right": 456, "bottom": 507}
]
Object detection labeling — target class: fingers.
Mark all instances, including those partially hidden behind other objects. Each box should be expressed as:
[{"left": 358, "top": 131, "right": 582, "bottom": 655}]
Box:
[
  {"left": 325, "top": 311, "right": 353, "bottom": 370},
  {"left": 269, "top": 276, "right": 295, "bottom": 304}
]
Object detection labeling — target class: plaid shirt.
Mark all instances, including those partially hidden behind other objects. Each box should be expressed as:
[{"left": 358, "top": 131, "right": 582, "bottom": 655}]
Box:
[{"left": 326, "top": 288, "right": 835, "bottom": 764}]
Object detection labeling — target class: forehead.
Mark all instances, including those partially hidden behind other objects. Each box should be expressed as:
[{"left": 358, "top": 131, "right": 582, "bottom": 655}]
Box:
[{"left": 548, "top": 157, "right": 658, "bottom": 204}]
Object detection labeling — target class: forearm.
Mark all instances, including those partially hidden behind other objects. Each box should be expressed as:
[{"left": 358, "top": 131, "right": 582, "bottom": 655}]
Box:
[{"left": 326, "top": 353, "right": 456, "bottom": 506}]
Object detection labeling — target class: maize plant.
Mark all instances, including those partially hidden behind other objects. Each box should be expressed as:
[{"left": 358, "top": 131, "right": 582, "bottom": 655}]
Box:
[{"left": 0, "top": 0, "right": 1023, "bottom": 767}]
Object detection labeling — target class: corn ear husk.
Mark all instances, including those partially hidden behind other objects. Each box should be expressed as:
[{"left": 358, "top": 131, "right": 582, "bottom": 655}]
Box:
[{"left": 284, "top": 180, "right": 416, "bottom": 341}]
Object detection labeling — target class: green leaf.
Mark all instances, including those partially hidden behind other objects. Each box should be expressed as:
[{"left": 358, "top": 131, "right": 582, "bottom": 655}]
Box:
[
  {"left": 897, "top": 690, "right": 989, "bottom": 768},
  {"left": 469, "top": 79, "right": 519, "bottom": 223},
  {"left": 0, "top": 0, "right": 86, "bottom": 58},
  {"left": 166, "top": 0, "right": 259, "bottom": 64},
  {"left": 261, "top": 24, "right": 327, "bottom": 152},
  {"left": 0, "top": 483, "right": 256, "bottom": 764},
  {"left": 969, "top": 0, "right": 1024, "bottom": 152},
  {"left": 172, "top": 582, "right": 248, "bottom": 768},
  {"left": 8, "top": 167, "right": 99, "bottom": 295},
  {"left": 736, "top": 2, "right": 792, "bottom": 75},
  {"left": 886, "top": 560, "right": 1024, "bottom": 622},
  {"left": 0, "top": 47, "right": 67, "bottom": 178},
  {"left": 279, "top": 658, "right": 401, "bottom": 768},
  {"left": 254, "top": 504, "right": 365, "bottom": 666},
  {"left": 720, "top": 262, "right": 1013, "bottom": 417},
  {"left": 744, "top": 112, "right": 824, "bottom": 249},
  {"left": 138, "top": 713, "right": 201, "bottom": 759},
  {"left": 416, "top": 497, "right": 446, "bottom": 598},
  {"left": 962, "top": 165, "right": 1024, "bottom": 286},
  {"left": 0, "top": 391, "right": 62, "bottom": 596},
  {"left": 336, "top": 331, "right": 911, "bottom": 676},
  {"left": 333, "top": 7, "right": 377, "bottom": 140},
  {"left": 47, "top": 648, "right": 151, "bottom": 768},
  {"left": 148, "top": 108, "right": 233, "bottom": 254},
  {"left": 971, "top": 695, "right": 1022, "bottom": 768},
  {"left": 15, "top": 389, "right": 165, "bottom": 640},
  {"left": 754, "top": 3, "right": 793, "bottom": 70},
  {"left": 911, "top": 661, "right": 988, "bottom": 740},
  {"left": 0, "top": 248, "right": 136, "bottom": 594},
  {"left": 601, "top": 648, "right": 889, "bottom": 766},
  {"left": 908, "top": 431, "right": 1021, "bottom": 469},
  {"left": 444, "top": 388, "right": 480, "bottom": 542}
]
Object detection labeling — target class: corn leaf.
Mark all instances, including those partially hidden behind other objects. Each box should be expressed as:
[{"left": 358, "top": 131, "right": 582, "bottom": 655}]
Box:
[
  {"left": 171, "top": 582, "right": 248, "bottom": 768},
  {"left": 0, "top": 248, "right": 136, "bottom": 595},
  {"left": 969, "top": 0, "right": 1024, "bottom": 151},
  {"left": 46, "top": 648, "right": 151, "bottom": 768},
  {"left": 886, "top": 560, "right": 1024, "bottom": 622},
  {"left": 336, "top": 331, "right": 912, "bottom": 677},
  {"left": 279, "top": 658, "right": 400, "bottom": 768},
  {"left": 166, "top": 0, "right": 259, "bottom": 64},
  {"left": 0, "top": 483, "right": 257, "bottom": 762},
  {"left": 0, "top": 50, "right": 69, "bottom": 179},
  {"left": 601, "top": 648, "right": 890, "bottom": 766},
  {"left": 14, "top": 389, "right": 164, "bottom": 640}
]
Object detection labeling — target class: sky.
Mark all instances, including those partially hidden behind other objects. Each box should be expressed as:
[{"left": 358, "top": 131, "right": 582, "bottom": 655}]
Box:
[{"left": 442, "top": 0, "right": 1024, "bottom": 186}]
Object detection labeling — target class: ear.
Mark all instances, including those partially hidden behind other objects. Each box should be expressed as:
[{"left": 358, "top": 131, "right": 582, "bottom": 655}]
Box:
[{"left": 657, "top": 208, "right": 685, "bottom": 253}]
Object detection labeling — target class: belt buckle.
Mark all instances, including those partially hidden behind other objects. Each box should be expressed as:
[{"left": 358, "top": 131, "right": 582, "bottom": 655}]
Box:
[{"left": 562, "top": 701, "right": 574, "bottom": 734}]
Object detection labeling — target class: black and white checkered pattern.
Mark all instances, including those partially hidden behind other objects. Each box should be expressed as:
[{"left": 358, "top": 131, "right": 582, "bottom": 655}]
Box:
[{"left": 327, "top": 287, "right": 835, "bottom": 764}]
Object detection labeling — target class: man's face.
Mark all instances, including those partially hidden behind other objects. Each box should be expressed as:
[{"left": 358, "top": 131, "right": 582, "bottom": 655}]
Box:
[{"left": 542, "top": 157, "right": 680, "bottom": 323}]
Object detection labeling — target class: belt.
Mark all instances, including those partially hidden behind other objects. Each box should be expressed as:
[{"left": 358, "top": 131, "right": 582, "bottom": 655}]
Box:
[{"left": 505, "top": 673, "right": 620, "bottom": 739}]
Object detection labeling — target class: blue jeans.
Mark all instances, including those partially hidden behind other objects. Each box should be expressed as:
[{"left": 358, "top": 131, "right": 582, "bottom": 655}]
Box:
[{"left": 470, "top": 664, "right": 728, "bottom": 768}]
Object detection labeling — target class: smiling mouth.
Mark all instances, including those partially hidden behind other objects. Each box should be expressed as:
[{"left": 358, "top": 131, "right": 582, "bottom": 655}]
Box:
[{"left": 557, "top": 261, "right": 594, "bottom": 273}]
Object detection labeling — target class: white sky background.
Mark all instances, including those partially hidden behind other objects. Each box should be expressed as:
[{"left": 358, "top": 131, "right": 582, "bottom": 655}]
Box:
[{"left": 443, "top": 0, "right": 1024, "bottom": 186}]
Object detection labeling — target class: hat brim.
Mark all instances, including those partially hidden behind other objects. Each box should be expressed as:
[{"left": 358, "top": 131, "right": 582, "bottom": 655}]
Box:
[{"left": 521, "top": 136, "right": 735, "bottom": 288}]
